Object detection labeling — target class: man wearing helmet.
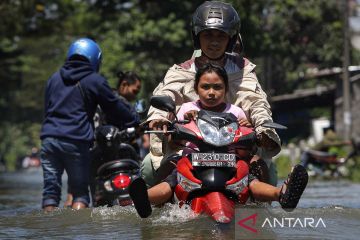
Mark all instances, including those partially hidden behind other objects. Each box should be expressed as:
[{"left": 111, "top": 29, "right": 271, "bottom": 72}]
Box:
[
  {"left": 40, "top": 38, "right": 139, "bottom": 212},
  {"left": 141, "top": 1, "right": 281, "bottom": 188}
]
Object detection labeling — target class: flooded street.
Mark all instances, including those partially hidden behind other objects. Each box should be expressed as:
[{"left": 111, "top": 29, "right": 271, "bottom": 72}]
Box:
[{"left": 1, "top": 170, "right": 360, "bottom": 239}]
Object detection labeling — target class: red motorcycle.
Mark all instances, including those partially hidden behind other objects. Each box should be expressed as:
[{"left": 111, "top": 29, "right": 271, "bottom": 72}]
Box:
[{"left": 144, "top": 96, "right": 286, "bottom": 223}]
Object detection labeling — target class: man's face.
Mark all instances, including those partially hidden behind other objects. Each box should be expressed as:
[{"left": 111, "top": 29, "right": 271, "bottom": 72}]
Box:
[
  {"left": 119, "top": 79, "right": 141, "bottom": 101},
  {"left": 199, "top": 29, "right": 229, "bottom": 59}
]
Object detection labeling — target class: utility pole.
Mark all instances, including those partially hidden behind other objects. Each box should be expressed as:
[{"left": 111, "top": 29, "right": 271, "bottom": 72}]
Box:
[{"left": 342, "top": 0, "right": 351, "bottom": 141}]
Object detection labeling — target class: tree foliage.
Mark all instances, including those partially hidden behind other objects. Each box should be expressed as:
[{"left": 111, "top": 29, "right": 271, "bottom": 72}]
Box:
[{"left": 0, "top": 0, "right": 357, "bottom": 170}]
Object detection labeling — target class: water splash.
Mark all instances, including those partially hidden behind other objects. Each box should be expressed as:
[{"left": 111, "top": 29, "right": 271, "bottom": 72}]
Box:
[
  {"left": 91, "top": 205, "right": 137, "bottom": 220},
  {"left": 152, "top": 203, "right": 198, "bottom": 224},
  {"left": 90, "top": 203, "right": 199, "bottom": 224}
]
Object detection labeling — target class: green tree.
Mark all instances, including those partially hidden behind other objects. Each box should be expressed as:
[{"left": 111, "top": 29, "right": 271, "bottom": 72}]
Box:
[
  {"left": 0, "top": 0, "right": 358, "bottom": 170},
  {"left": 230, "top": 0, "right": 346, "bottom": 94}
]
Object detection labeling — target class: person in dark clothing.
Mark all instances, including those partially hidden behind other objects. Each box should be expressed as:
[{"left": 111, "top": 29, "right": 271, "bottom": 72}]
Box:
[{"left": 40, "top": 38, "right": 139, "bottom": 212}]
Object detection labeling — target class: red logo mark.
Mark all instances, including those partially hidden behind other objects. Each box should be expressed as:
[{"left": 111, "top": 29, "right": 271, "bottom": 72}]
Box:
[{"left": 237, "top": 213, "right": 258, "bottom": 233}]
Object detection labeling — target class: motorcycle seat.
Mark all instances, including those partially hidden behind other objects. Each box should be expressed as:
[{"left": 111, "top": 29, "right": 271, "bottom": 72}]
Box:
[{"left": 97, "top": 159, "right": 140, "bottom": 176}]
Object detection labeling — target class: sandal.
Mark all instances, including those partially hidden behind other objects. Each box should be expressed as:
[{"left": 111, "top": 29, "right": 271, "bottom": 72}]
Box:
[
  {"left": 279, "top": 164, "right": 308, "bottom": 212},
  {"left": 129, "top": 177, "right": 152, "bottom": 218}
]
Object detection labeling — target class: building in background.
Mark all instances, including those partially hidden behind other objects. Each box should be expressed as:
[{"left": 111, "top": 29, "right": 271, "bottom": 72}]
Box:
[{"left": 270, "top": 66, "right": 360, "bottom": 143}]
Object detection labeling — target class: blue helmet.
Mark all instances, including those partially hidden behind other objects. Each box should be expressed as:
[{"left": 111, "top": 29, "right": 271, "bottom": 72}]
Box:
[{"left": 66, "top": 38, "right": 102, "bottom": 72}]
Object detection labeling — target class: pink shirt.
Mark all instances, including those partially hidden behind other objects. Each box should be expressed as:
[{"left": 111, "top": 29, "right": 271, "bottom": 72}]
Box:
[{"left": 176, "top": 101, "right": 247, "bottom": 120}]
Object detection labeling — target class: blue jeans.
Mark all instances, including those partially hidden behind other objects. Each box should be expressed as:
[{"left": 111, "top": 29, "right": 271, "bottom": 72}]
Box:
[{"left": 40, "top": 137, "right": 91, "bottom": 208}]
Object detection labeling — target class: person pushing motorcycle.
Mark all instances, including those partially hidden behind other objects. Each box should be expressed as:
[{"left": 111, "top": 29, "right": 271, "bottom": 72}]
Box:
[{"left": 40, "top": 38, "right": 139, "bottom": 212}]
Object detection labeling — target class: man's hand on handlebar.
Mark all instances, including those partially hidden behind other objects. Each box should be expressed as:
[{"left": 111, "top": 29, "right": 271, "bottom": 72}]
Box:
[
  {"left": 149, "top": 119, "right": 169, "bottom": 133},
  {"left": 238, "top": 118, "right": 252, "bottom": 127},
  {"left": 148, "top": 119, "right": 173, "bottom": 142}
]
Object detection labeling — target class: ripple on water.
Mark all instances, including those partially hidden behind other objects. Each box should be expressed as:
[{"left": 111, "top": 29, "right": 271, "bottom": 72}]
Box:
[{"left": 1, "top": 171, "right": 360, "bottom": 239}]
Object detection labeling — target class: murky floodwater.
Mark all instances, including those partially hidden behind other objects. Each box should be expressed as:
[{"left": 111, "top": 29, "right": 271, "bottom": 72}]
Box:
[{"left": 1, "top": 169, "right": 360, "bottom": 239}]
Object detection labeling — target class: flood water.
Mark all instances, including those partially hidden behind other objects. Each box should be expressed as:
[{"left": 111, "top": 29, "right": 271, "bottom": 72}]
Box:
[{"left": 1, "top": 169, "right": 360, "bottom": 240}]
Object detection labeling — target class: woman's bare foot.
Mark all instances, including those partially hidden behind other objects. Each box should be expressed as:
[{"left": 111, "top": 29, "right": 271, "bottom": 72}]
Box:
[
  {"left": 72, "top": 201, "right": 87, "bottom": 210},
  {"left": 43, "top": 205, "right": 56, "bottom": 212},
  {"left": 64, "top": 193, "right": 73, "bottom": 208}
]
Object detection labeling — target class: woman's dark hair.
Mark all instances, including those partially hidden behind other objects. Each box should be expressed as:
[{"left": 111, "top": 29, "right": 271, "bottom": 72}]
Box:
[
  {"left": 194, "top": 63, "right": 229, "bottom": 92},
  {"left": 116, "top": 71, "right": 140, "bottom": 89}
]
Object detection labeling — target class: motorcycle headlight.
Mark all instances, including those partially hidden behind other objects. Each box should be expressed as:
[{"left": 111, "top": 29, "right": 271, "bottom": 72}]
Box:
[{"left": 197, "top": 119, "right": 237, "bottom": 146}]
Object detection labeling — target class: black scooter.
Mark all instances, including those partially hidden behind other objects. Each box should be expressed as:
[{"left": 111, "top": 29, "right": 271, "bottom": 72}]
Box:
[{"left": 90, "top": 125, "right": 141, "bottom": 207}]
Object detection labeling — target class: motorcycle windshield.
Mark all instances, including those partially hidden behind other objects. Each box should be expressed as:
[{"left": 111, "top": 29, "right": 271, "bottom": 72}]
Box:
[{"left": 197, "top": 110, "right": 238, "bottom": 128}]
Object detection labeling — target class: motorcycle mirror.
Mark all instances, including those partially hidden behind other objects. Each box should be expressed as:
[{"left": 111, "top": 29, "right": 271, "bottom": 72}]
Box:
[
  {"left": 150, "top": 95, "right": 176, "bottom": 113},
  {"left": 134, "top": 99, "right": 148, "bottom": 121},
  {"left": 262, "top": 122, "right": 287, "bottom": 130},
  {"left": 134, "top": 99, "right": 147, "bottom": 114}
]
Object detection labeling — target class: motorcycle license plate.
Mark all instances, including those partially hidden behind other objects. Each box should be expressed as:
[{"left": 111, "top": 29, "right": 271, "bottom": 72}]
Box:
[{"left": 191, "top": 153, "right": 236, "bottom": 167}]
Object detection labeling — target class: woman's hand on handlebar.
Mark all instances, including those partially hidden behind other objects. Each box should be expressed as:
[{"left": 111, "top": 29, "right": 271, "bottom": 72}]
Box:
[{"left": 184, "top": 110, "right": 198, "bottom": 121}]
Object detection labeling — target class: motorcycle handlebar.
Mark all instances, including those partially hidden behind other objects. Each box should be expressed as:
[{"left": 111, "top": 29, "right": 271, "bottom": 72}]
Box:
[
  {"left": 118, "top": 124, "right": 150, "bottom": 138},
  {"left": 144, "top": 122, "right": 258, "bottom": 142},
  {"left": 143, "top": 119, "right": 190, "bottom": 134}
]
